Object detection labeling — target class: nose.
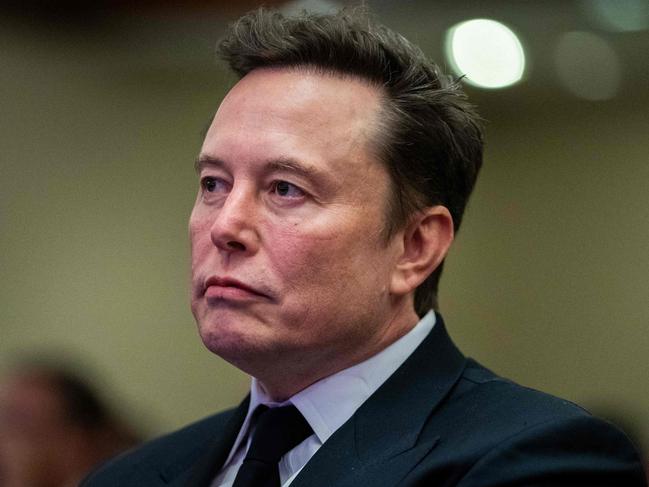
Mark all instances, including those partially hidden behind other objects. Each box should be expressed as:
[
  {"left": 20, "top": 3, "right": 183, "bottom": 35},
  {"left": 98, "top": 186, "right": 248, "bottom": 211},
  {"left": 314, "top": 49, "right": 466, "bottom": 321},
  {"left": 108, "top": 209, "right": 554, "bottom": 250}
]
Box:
[{"left": 209, "top": 185, "right": 259, "bottom": 255}]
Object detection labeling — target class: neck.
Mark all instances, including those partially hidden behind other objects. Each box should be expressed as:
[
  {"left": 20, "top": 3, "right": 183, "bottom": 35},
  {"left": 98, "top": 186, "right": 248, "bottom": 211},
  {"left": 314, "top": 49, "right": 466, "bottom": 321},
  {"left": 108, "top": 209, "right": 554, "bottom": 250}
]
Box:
[{"left": 257, "top": 302, "right": 421, "bottom": 402}]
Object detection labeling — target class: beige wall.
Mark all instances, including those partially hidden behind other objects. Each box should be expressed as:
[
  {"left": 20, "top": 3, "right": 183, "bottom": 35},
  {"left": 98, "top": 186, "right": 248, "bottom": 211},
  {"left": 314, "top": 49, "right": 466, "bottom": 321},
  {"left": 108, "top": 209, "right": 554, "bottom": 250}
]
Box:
[
  {"left": 444, "top": 102, "right": 649, "bottom": 447},
  {"left": 1, "top": 14, "right": 647, "bottom": 447}
]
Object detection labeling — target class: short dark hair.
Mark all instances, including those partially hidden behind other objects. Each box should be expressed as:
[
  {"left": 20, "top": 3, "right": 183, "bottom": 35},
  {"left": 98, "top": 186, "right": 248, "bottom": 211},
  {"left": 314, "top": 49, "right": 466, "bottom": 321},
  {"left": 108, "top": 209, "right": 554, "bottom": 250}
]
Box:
[{"left": 217, "top": 7, "right": 483, "bottom": 315}]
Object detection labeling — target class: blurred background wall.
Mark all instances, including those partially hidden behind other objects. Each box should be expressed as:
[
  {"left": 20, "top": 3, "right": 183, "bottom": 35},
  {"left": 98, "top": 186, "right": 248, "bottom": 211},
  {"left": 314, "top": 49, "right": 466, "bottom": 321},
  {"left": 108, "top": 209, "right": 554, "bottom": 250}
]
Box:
[{"left": 1, "top": 0, "right": 648, "bottom": 451}]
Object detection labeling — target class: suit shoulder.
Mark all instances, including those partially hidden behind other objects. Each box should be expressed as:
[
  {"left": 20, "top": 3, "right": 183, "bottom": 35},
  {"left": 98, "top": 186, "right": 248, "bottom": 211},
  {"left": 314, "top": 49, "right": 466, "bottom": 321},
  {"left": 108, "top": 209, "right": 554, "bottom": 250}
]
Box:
[
  {"left": 455, "top": 358, "right": 590, "bottom": 421},
  {"left": 428, "top": 358, "right": 618, "bottom": 453},
  {"left": 411, "top": 360, "right": 645, "bottom": 485},
  {"left": 81, "top": 407, "right": 238, "bottom": 486},
  {"left": 454, "top": 402, "right": 646, "bottom": 486}
]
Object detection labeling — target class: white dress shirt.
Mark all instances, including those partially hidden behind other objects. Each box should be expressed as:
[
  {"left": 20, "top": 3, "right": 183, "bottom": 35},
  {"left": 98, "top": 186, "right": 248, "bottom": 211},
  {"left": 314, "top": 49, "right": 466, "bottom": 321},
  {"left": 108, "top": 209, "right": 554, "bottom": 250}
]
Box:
[{"left": 211, "top": 311, "right": 436, "bottom": 487}]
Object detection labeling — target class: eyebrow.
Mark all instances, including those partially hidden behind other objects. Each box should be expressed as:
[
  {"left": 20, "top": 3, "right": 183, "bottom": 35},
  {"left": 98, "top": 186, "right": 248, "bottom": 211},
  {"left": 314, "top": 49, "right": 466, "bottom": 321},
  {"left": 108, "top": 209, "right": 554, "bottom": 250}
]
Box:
[
  {"left": 194, "top": 154, "right": 223, "bottom": 173},
  {"left": 194, "top": 154, "right": 331, "bottom": 187},
  {"left": 265, "top": 157, "right": 326, "bottom": 182}
]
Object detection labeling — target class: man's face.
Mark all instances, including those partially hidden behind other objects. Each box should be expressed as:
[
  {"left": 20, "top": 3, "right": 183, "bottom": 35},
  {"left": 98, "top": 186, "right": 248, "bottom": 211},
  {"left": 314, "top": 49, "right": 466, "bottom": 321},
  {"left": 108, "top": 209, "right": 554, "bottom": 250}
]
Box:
[{"left": 189, "top": 68, "right": 409, "bottom": 383}]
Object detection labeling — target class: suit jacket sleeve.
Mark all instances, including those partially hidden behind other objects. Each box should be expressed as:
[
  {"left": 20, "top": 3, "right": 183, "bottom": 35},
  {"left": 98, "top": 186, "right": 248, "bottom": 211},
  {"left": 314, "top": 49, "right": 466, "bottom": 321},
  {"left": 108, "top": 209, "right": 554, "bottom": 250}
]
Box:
[{"left": 452, "top": 415, "right": 646, "bottom": 487}]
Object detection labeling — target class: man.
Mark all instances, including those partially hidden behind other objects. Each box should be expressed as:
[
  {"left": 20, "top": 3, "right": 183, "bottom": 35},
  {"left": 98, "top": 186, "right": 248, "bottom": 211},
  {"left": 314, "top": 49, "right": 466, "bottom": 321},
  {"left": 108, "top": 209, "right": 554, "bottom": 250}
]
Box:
[{"left": 82, "top": 7, "right": 646, "bottom": 487}]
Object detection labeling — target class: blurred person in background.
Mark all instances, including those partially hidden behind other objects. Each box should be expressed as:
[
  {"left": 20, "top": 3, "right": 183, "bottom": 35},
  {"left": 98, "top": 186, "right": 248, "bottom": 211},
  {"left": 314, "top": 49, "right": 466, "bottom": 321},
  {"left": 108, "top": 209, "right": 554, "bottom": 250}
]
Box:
[{"left": 0, "top": 361, "right": 140, "bottom": 487}]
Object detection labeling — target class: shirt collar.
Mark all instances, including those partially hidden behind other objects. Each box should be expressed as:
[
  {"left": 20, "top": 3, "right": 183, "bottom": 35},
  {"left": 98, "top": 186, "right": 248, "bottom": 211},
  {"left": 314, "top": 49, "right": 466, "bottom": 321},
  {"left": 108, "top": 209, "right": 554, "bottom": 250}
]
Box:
[{"left": 227, "top": 311, "right": 436, "bottom": 458}]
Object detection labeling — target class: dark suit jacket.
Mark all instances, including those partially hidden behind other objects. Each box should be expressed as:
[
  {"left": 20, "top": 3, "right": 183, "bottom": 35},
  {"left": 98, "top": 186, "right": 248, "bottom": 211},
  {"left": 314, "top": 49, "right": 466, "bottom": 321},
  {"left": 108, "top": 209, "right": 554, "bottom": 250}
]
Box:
[{"left": 82, "top": 316, "right": 646, "bottom": 486}]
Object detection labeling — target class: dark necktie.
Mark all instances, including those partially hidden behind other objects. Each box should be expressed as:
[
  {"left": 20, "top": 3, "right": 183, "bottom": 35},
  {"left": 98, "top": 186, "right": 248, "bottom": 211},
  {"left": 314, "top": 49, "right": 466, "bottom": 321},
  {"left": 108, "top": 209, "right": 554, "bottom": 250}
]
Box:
[{"left": 232, "top": 405, "right": 313, "bottom": 487}]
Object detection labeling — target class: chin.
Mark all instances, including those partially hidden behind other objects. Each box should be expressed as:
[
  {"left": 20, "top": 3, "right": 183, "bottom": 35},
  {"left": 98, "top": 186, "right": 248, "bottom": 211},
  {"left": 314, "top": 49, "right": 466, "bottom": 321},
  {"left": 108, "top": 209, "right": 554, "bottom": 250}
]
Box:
[
  {"left": 197, "top": 317, "right": 271, "bottom": 368},
  {"left": 199, "top": 317, "right": 243, "bottom": 350}
]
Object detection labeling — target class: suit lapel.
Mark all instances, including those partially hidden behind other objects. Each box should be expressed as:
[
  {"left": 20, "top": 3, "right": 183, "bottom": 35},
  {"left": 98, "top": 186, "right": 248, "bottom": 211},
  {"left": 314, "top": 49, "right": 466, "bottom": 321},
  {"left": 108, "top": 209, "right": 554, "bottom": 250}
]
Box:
[
  {"left": 157, "top": 396, "right": 250, "bottom": 487},
  {"left": 291, "top": 314, "right": 466, "bottom": 487}
]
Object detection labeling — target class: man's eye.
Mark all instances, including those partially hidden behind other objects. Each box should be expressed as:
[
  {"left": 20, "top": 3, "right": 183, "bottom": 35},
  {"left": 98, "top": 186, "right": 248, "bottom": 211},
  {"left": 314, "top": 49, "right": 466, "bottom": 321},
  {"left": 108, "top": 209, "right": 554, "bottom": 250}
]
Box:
[
  {"left": 272, "top": 181, "right": 305, "bottom": 198},
  {"left": 202, "top": 177, "right": 216, "bottom": 192},
  {"left": 201, "top": 177, "right": 225, "bottom": 193}
]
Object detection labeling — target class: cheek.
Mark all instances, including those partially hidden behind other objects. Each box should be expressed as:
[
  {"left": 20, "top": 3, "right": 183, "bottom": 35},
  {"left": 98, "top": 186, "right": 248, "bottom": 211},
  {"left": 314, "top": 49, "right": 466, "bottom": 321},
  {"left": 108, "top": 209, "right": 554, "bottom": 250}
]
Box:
[
  {"left": 268, "top": 224, "right": 337, "bottom": 269},
  {"left": 265, "top": 221, "right": 375, "bottom": 296},
  {"left": 189, "top": 215, "right": 211, "bottom": 264}
]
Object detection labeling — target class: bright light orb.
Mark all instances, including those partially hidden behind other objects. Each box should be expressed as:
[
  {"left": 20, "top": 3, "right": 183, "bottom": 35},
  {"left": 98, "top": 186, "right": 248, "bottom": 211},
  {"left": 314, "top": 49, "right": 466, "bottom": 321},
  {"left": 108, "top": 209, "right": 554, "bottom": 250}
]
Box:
[{"left": 445, "top": 19, "right": 526, "bottom": 89}]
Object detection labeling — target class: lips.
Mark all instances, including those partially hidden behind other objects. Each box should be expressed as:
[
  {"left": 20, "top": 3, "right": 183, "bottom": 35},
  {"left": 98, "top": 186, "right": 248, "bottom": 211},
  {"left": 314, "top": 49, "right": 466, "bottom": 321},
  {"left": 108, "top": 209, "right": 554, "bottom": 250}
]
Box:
[{"left": 202, "top": 276, "right": 270, "bottom": 301}]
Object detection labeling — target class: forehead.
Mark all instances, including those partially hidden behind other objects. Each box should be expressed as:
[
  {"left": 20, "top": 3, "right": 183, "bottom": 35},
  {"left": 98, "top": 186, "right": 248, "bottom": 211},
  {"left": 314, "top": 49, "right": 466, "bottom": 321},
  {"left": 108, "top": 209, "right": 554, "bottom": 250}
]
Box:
[
  {"left": 221, "top": 67, "right": 382, "bottom": 121},
  {"left": 202, "top": 68, "right": 385, "bottom": 166}
]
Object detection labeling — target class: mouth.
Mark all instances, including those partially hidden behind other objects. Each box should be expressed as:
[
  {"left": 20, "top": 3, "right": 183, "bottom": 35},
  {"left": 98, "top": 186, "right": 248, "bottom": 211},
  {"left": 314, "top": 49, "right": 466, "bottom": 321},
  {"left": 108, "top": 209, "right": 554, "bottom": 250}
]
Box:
[{"left": 202, "top": 276, "right": 271, "bottom": 302}]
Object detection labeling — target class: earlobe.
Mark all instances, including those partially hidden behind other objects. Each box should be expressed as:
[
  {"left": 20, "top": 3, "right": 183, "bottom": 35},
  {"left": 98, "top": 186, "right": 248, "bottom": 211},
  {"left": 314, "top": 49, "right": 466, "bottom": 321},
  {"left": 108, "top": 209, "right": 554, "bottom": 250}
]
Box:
[{"left": 390, "top": 206, "right": 454, "bottom": 296}]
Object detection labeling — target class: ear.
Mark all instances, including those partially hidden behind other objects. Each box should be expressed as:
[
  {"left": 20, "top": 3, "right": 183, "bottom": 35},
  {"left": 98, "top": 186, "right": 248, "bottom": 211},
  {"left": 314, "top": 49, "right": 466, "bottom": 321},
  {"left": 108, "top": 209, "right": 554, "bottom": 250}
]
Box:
[{"left": 390, "top": 206, "right": 454, "bottom": 296}]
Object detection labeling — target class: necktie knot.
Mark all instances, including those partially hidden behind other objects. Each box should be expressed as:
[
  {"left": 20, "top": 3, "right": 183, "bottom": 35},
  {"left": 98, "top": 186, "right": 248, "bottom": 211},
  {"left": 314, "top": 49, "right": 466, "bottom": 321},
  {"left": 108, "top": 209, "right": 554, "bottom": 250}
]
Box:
[
  {"left": 233, "top": 405, "right": 313, "bottom": 487},
  {"left": 246, "top": 405, "right": 313, "bottom": 463}
]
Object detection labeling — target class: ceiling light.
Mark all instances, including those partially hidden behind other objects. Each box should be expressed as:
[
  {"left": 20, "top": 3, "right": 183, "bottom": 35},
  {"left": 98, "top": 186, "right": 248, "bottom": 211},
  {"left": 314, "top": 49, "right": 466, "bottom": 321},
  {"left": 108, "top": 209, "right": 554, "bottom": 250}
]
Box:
[{"left": 445, "top": 18, "right": 526, "bottom": 89}]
